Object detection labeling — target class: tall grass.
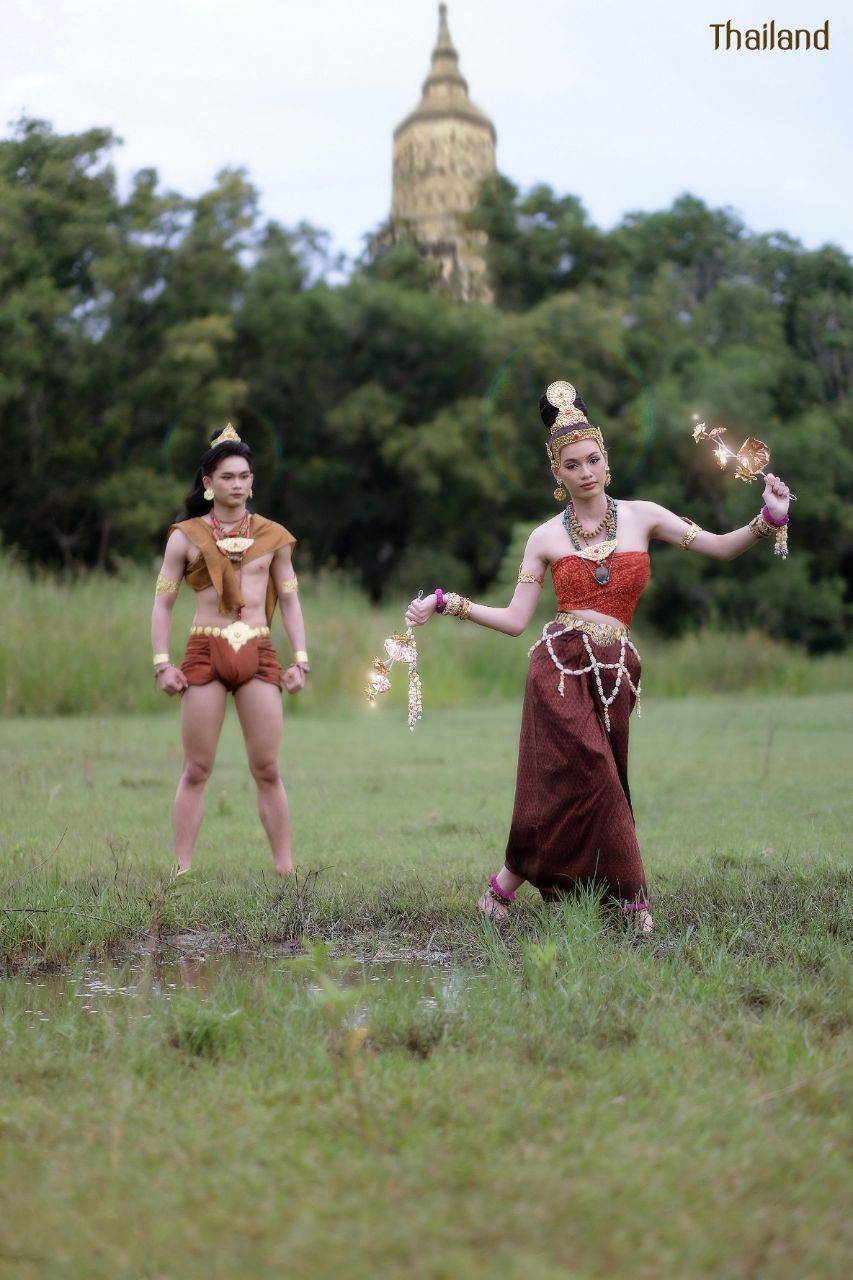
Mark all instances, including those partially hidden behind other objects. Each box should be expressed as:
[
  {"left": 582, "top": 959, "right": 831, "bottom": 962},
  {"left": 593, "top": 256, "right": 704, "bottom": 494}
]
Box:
[{"left": 2, "top": 552, "right": 849, "bottom": 715}]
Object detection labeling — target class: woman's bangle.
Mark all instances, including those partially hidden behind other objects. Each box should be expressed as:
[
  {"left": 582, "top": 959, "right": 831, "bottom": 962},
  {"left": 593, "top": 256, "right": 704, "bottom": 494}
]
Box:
[
  {"left": 435, "top": 588, "right": 446, "bottom": 614},
  {"left": 443, "top": 591, "right": 473, "bottom": 619},
  {"left": 153, "top": 652, "right": 170, "bottom": 666},
  {"left": 294, "top": 650, "right": 309, "bottom": 663}
]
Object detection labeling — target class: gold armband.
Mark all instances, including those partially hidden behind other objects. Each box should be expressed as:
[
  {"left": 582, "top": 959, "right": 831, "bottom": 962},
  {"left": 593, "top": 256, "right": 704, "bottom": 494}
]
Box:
[
  {"left": 517, "top": 564, "right": 544, "bottom": 586},
  {"left": 679, "top": 518, "right": 701, "bottom": 550},
  {"left": 155, "top": 573, "right": 181, "bottom": 595},
  {"left": 279, "top": 576, "right": 299, "bottom": 594}
]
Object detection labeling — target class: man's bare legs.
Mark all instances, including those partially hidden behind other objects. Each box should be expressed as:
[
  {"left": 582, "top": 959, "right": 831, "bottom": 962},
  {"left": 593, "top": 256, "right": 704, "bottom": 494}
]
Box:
[
  {"left": 234, "top": 679, "right": 293, "bottom": 875},
  {"left": 174, "top": 682, "right": 228, "bottom": 870}
]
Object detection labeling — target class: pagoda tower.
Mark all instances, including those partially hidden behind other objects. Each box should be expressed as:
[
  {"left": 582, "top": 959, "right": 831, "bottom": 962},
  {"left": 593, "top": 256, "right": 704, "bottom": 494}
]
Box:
[{"left": 386, "top": 4, "right": 497, "bottom": 303}]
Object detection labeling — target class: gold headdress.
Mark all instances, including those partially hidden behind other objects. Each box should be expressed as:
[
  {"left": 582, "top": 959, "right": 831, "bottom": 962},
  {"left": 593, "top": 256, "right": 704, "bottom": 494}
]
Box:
[
  {"left": 211, "top": 422, "right": 241, "bottom": 447},
  {"left": 544, "top": 381, "right": 604, "bottom": 466}
]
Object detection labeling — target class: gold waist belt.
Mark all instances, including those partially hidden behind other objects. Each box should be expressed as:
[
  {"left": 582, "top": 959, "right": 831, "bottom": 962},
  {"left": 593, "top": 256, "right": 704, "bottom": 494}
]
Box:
[
  {"left": 190, "top": 622, "right": 270, "bottom": 653},
  {"left": 554, "top": 613, "right": 628, "bottom": 644}
]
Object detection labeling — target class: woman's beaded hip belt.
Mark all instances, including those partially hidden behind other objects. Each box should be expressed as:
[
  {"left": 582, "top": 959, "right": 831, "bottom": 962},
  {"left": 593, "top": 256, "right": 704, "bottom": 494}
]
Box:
[{"left": 530, "top": 613, "right": 640, "bottom": 732}]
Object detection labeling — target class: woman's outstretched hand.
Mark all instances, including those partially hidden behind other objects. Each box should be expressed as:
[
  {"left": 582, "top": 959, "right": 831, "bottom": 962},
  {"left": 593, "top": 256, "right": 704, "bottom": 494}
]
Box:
[
  {"left": 762, "top": 472, "right": 790, "bottom": 522},
  {"left": 405, "top": 593, "right": 437, "bottom": 627}
]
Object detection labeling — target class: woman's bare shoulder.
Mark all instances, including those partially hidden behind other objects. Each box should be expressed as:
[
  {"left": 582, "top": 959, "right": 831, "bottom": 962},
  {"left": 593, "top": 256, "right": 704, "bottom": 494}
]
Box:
[{"left": 526, "top": 514, "right": 563, "bottom": 545}]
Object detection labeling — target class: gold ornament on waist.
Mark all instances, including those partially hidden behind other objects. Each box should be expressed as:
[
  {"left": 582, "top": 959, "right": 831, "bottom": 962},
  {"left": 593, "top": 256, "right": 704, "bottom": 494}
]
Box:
[
  {"left": 189, "top": 621, "right": 269, "bottom": 652},
  {"left": 211, "top": 422, "right": 242, "bottom": 447},
  {"left": 553, "top": 613, "right": 629, "bottom": 644}
]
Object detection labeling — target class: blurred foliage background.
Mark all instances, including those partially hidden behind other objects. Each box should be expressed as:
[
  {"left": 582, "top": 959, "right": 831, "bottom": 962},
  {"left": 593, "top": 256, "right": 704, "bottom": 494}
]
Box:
[{"left": 2, "top": 118, "right": 850, "bottom": 650}]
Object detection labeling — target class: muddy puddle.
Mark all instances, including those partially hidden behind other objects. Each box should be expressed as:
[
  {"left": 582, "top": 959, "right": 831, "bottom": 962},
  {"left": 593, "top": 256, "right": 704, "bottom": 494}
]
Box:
[{"left": 13, "top": 945, "right": 463, "bottom": 1020}]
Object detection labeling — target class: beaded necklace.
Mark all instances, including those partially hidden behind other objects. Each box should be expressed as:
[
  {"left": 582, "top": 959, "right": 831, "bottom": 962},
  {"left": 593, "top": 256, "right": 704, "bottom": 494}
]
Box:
[
  {"left": 562, "top": 496, "right": 618, "bottom": 585},
  {"left": 208, "top": 511, "right": 253, "bottom": 621}
]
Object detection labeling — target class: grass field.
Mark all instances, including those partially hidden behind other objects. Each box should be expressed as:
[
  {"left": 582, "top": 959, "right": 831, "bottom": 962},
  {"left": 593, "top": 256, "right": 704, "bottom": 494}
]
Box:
[{"left": 1, "top": 696, "right": 851, "bottom": 1277}]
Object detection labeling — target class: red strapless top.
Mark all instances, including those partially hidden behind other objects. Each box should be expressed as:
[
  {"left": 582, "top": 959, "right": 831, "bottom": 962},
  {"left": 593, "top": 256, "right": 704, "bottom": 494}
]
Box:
[{"left": 551, "top": 551, "right": 650, "bottom": 625}]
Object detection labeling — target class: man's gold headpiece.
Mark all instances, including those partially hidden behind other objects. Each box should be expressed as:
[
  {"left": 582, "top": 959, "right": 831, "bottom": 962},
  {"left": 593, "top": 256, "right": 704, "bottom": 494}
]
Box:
[
  {"left": 211, "top": 422, "right": 241, "bottom": 448},
  {"left": 544, "top": 381, "right": 604, "bottom": 466}
]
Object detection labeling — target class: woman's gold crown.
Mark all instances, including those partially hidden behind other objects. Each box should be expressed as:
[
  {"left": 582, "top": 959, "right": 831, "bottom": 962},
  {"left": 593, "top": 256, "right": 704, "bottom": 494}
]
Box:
[{"left": 544, "top": 381, "right": 604, "bottom": 464}]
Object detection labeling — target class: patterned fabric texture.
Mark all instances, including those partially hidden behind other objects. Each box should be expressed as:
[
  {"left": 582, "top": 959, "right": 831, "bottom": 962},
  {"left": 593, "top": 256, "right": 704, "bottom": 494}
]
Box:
[
  {"left": 504, "top": 628, "right": 647, "bottom": 904},
  {"left": 551, "top": 551, "right": 651, "bottom": 625}
]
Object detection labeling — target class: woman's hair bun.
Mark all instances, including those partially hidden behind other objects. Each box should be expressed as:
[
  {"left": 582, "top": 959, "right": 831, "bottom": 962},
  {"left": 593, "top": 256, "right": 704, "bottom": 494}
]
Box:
[{"left": 539, "top": 389, "right": 589, "bottom": 427}]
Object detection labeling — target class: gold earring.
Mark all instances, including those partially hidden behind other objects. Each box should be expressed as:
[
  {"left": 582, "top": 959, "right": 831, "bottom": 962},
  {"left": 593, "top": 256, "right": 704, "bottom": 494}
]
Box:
[
  {"left": 605, "top": 469, "right": 612, "bottom": 487},
  {"left": 248, "top": 489, "right": 253, "bottom": 499},
  {"left": 203, "top": 487, "right": 214, "bottom": 501},
  {"left": 553, "top": 484, "right": 567, "bottom": 503}
]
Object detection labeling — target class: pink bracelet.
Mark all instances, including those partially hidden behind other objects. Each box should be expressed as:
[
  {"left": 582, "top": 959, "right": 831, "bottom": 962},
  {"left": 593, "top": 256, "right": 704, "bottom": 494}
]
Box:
[
  {"left": 761, "top": 504, "right": 789, "bottom": 528},
  {"left": 435, "top": 587, "right": 446, "bottom": 614}
]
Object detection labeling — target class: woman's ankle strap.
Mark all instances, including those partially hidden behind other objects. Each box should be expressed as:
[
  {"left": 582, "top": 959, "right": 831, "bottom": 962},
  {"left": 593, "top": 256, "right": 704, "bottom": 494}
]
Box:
[{"left": 488, "top": 874, "right": 517, "bottom": 905}]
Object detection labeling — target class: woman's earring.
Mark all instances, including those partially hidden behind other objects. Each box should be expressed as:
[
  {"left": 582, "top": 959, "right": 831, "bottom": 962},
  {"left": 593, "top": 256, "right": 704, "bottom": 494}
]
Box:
[
  {"left": 203, "top": 487, "right": 214, "bottom": 501},
  {"left": 553, "top": 484, "right": 567, "bottom": 503},
  {"left": 248, "top": 489, "right": 253, "bottom": 499},
  {"left": 604, "top": 469, "right": 612, "bottom": 487}
]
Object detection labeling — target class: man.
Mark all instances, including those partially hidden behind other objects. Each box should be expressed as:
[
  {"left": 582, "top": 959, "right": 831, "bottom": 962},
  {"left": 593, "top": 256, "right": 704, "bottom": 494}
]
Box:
[{"left": 151, "top": 423, "right": 309, "bottom": 875}]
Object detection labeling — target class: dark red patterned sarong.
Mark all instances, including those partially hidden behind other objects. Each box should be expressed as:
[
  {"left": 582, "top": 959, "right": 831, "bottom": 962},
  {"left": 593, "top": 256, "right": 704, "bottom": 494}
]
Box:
[{"left": 504, "top": 628, "right": 647, "bottom": 904}]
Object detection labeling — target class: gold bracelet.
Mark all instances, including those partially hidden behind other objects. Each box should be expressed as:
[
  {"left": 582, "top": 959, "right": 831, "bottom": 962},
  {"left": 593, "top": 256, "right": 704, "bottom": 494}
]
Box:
[
  {"left": 749, "top": 512, "right": 773, "bottom": 539},
  {"left": 444, "top": 592, "right": 473, "bottom": 619},
  {"left": 153, "top": 652, "right": 170, "bottom": 666},
  {"left": 155, "top": 574, "right": 180, "bottom": 595},
  {"left": 280, "top": 576, "right": 299, "bottom": 594},
  {"left": 294, "top": 650, "right": 309, "bottom": 663}
]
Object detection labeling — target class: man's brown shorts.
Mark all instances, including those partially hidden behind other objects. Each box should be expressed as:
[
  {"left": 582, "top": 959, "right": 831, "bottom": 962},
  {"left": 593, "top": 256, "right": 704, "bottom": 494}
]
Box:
[{"left": 180, "top": 634, "right": 284, "bottom": 694}]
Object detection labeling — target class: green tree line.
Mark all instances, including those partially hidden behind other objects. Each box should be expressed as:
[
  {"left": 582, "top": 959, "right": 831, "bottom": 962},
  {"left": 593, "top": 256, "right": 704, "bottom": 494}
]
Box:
[{"left": 2, "top": 118, "right": 850, "bottom": 648}]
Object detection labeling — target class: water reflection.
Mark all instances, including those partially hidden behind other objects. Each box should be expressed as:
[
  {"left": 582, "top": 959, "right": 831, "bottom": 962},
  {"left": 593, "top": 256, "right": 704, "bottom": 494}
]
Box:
[{"left": 15, "top": 948, "right": 459, "bottom": 1019}]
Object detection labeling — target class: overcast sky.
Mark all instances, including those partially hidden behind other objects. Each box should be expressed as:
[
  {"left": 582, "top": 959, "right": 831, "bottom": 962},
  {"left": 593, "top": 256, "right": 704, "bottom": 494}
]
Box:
[{"left": 2, "top": 0, "right": 850, "bottom": 260}]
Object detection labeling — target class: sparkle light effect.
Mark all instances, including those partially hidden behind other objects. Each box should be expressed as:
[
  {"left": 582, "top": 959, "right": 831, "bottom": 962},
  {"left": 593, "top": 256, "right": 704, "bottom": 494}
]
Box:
[{"left": 690, "top": 417, "right": 797, "bottom": 500}]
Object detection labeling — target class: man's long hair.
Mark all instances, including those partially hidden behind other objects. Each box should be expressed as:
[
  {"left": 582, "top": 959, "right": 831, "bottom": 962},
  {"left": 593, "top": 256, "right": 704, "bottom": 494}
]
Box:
[{"left": 181, "top": 435, "right": 255, "bottom": 518}]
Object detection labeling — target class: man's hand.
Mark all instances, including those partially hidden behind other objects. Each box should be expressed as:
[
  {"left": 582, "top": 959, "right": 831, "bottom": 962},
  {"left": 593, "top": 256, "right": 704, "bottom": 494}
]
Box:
[
  {"left": 156, "top": 665, "right": 188, "bottom": 696},
  {"left": 283, "top": 665, "right": 306, "bottom": 694}
]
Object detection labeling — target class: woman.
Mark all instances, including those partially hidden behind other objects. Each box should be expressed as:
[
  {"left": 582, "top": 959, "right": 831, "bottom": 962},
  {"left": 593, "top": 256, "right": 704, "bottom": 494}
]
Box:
[
  {"left": 405, "top": 382, "right": 791, "bottom": 932},
  {"left": 151, "top": 424, "right": 310, "bottom": 875}
]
